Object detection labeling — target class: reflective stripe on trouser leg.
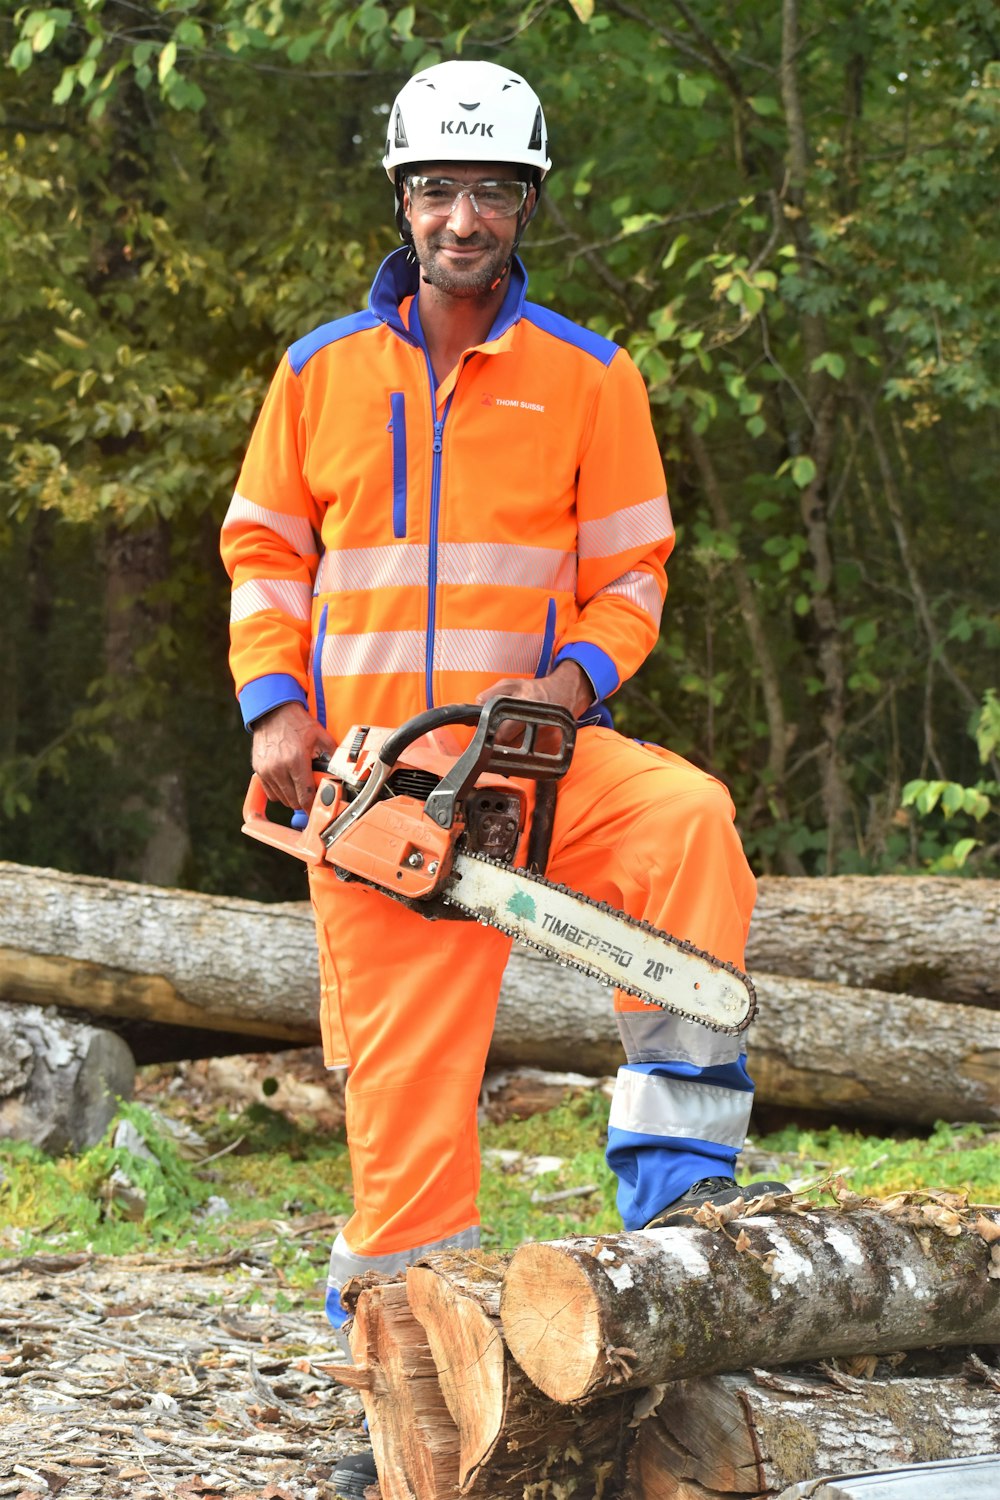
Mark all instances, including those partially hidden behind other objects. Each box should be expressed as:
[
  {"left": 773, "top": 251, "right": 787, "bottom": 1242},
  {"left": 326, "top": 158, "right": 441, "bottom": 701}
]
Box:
[
  {"left": 325, "top": 1225, "right": 481, "bottom": 1331},
  {"left": 606, "top": 1061, "right": 755, "bottom": 1229}
]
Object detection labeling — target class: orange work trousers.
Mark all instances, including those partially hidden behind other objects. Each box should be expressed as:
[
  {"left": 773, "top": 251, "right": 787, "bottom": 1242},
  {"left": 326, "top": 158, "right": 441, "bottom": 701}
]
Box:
[{"left": 309, "top": 726, "right": 756, "bottom": 1266}]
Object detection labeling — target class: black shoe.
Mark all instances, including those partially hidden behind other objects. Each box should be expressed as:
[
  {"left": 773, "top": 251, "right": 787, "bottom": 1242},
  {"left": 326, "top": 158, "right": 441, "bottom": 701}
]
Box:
[
  {"left": 644, "top": 1175, "right": 790, "bottom": 1230},
  {"left": 330, "top": 1449, "right": 379, "bottom": 1498}
]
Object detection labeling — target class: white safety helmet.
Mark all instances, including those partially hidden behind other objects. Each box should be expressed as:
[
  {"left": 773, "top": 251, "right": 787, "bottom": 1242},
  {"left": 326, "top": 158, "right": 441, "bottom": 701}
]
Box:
[{"left": 383, "top": 60, "right": 551, "bottom": 184}]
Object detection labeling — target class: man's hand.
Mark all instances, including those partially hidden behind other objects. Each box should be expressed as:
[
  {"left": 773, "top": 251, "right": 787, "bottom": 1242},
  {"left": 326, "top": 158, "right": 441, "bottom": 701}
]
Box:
[
  {"left": 251, "top": 702, "right": 336, "bottom": 812},
  {"left": 476, "top": 661, "right": 593, "bottom": 743}
]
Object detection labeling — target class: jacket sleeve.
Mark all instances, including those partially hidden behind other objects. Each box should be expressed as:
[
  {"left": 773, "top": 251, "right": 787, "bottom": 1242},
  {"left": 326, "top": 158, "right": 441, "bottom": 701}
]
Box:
[
  {"left": 220, "top": 355, "right": 324, "bottom": 728},
  {"left": 553, "top": 348, "right": 674, "bottom": 702}
]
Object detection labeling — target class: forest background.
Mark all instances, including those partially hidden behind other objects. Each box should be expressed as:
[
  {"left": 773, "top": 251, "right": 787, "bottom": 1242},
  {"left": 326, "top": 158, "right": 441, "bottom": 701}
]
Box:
[{"left": 2, "top": 0, "right": 998, "bottom": 903}]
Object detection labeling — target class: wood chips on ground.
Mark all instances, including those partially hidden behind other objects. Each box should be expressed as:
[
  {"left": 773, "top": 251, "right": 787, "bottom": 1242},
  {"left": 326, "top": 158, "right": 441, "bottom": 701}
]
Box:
[{"left": 0, "top": 1251, "right": 364, "bottom": 1500}]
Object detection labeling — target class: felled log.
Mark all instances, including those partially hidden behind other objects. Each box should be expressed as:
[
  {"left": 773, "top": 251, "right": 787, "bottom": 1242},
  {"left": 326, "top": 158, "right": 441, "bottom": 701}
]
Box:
[
  {"left": 628, "top": 1366, "right": 1000, "bottom": 1498},
  {"left": 739, "top": 972, "right": 1000, "bottom": 1125},
  {"left": 1, "top": 864, "right": 997, "bottom": 1122},
  {"left": 0, "top": 1001, "right": 135, "bottom": 1153},
  {"left": 749, "top": 875, "right": 999, "bottom": 1008},
  {"left": 0, "top": 861, "right": 319, "bottom": 1044},
  {"left": 492, "top": 953, "right": 1000, "bottom": 1125},
  {"left": 499, "top": 1206, "right": 1000, "bottom": 1402}
]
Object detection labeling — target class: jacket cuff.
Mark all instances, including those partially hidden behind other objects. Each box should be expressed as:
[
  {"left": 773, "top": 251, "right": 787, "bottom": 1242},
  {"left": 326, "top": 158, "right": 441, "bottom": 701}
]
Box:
[
  {"left": 553, "top": 643, "right": 619, "bottom": 704},
  {"left": 239, "top": 673, "right": 309, "bottom": 732}
]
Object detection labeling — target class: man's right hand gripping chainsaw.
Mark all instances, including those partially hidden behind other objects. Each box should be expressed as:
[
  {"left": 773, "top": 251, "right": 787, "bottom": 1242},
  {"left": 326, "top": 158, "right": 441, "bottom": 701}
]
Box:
[{"left": 242, "top": 698, "right": 755, "bottom": 1035}]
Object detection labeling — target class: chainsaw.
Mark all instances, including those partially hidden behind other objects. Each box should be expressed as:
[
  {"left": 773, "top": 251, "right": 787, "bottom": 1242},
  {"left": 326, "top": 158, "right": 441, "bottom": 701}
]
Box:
[{"left": 242, "top": 698, "right": 755, "bottom": 1034}]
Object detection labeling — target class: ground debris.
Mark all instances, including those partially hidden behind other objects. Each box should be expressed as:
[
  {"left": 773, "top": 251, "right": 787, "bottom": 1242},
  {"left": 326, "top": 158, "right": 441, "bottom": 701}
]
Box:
[{"left": 0, "top": 1260, "right": 367, "bottom": 1499}]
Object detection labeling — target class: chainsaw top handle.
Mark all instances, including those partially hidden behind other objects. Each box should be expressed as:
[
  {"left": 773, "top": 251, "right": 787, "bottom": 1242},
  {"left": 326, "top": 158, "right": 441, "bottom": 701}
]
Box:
[
  {"left": 378, "top": 697, "right": 576, "bottom": 779},
  {"left": 381, "top": 698, "right": 577, "bottom": 834}
]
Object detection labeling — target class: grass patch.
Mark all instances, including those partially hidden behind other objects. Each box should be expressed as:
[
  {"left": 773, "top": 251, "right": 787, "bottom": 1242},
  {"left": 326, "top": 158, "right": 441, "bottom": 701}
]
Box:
[{"left": 2, "top": 1087, "right": 997, "bottom": 1279}]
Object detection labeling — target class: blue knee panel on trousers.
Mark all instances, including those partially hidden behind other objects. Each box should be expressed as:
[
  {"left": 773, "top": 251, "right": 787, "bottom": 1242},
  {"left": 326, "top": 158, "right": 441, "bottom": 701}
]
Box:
[{"left": 606, "top": 1058, "right": 754, "bottom": 1230}]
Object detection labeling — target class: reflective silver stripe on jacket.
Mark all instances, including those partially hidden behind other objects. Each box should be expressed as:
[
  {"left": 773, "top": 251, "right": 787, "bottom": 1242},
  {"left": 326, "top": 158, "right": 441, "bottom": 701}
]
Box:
[
  {"left": 320, "top": 628, "right": 545, "bottom": 679},
  {"left": 222, "top": 491, "right": 318, "bottom": 558},
  {"left": 440, "top": 543, "right": 577, "bottom": 592},
  {"left": 316, "top": 544, "right": 428, "bottom": 594},
  {"left": 578, "top": 493, "right": 674, "bottom": 561},
  {"left": 230, "top": 578, "right": 313, "bottom": 624},
  {"left": 615, "top": 1007, "right": 744, "bottom": 1069},
  {"left": 608, "top": 1066, "right": 751, "bottom": 1148},
  {"left": 326, "top": 1225, "right": 480, "bottom": 1294},
  {"left": 315, "top": 542, "right": 576, "bottom": 595},
  {"left": 594, "top": 569, "right": 663, "bottom": 628}
]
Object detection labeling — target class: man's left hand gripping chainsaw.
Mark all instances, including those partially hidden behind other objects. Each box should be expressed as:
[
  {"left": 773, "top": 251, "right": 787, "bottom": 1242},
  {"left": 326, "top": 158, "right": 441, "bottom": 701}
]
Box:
[{"left": 242, "top": 698, "right": 754, "bottom": 1034}]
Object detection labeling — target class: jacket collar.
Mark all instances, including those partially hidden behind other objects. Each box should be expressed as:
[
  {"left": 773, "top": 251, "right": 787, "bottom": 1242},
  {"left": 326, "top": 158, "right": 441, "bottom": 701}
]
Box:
[{"left": 368, "top": 246, "right": 529, "bottom": 349}]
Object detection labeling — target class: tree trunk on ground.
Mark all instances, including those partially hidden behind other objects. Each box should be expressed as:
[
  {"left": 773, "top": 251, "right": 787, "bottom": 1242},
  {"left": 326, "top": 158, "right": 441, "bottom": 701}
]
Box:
[
  {"left": 493, "top": 954, "right": 1000, "bottom": 1125},
  {"left": 628, "top": 1367, "right": 1000, "bottom": 1498},
  {"left": 747, "top": 875, "right": 999, "bottom": 1007},
  {"left": 330, "top": 1246, "right": 1000, "bottom": 1499},
  {"left": 0, "top": 866, "right": 997, "bottom": 1123},
  {"left": 737, "top": 972, "right": 1000, "bottom": 1125},
  {"left": 0, "top": 862, "right": 319, "bottom": 1043},
  {"left": 0, "top": 1001, "right": 135, "bottom": 1153},
  {"left": 499, "top": 1207, "right": 1000, "bottom": 1402}
]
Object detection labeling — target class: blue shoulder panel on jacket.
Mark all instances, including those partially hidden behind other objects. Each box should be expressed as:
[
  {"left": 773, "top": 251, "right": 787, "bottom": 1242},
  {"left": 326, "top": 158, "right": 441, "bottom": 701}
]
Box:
[
  {"left": 522, "top": 303, "right": 619, "bottom": 367},
  {"left": 288, "top": 310, "right": 381, "bottom": 375}
]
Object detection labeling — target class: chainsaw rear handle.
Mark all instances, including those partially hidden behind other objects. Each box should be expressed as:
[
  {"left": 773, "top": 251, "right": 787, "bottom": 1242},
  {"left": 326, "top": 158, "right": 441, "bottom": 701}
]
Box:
[{"left": 242, "top": 770, "right": 333, "bottom": 866}]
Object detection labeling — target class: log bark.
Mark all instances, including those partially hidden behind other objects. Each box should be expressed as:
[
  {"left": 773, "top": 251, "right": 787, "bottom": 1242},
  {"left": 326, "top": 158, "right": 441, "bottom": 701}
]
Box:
[
  {"left": 748, "top": 875, "right": 999, "bottom": 1007},
  {"left": 0, "top": 1001, "right": 135, "bottom": 1153},
  {"left": 628, "top": 1367, "right": 1000, "bottom": 1498},
  {"left": 405, "top": 1252, "right": 631, "bottom": 1496},
  {"left": 499, "top": 1207, "right": 1000, "bottom": 1402},
  {"left": 737, "top": 972, "right": 1000, "bottom": 1125},
  {"left": 0, "top": 862, "right": 319, "bottom": 1043},
  {"left": 0, "top": 864, "right": 997, "bottom": 1123},
  {"left": 492, "top": 954, "right": 1000, "bottom": 1125}
]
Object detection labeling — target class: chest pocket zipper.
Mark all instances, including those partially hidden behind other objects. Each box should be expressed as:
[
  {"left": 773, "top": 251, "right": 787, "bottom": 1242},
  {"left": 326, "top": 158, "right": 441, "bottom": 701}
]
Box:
[{"left": 388, "top": 392, "right": 407, "bottom": 538}]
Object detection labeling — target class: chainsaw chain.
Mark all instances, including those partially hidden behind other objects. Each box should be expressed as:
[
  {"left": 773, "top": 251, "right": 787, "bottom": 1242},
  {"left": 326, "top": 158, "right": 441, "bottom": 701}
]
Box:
[{"left": 440, "top": 850, "right": 756, "bottom": 1036}]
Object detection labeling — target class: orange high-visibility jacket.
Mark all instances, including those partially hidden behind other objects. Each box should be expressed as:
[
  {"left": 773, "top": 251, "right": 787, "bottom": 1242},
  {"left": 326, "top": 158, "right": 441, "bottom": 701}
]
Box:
[{"left": 222, "top": 250, "right": 674, "bottom": 737}]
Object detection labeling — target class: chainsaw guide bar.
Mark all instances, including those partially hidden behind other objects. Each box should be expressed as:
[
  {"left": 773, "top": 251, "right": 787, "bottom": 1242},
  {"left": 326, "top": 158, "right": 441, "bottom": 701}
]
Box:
[{"left": 442, "top": 850, "right": 756, "bottom": 1035}]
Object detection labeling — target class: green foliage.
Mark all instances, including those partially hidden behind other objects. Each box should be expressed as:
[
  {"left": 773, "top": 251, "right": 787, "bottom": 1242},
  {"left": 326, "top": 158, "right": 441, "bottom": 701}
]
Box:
[
  {"left": 901, "top": 691, "right": 999, "bottom": 870},
  {"left": 0, "top": 1093, "right": 353, "bottom": 1277},
  {"left": 0, "top": 0, "right": 997, "bottom": 880}
]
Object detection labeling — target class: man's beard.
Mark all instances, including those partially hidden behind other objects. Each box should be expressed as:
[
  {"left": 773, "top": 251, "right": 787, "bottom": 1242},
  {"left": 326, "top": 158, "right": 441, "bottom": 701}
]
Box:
[{"left": 414, "top": 233, "right": 511, "bottom": 297}]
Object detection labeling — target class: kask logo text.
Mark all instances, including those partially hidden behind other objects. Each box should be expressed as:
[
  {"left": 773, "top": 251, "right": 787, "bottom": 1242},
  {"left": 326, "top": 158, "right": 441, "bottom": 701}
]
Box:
[{"left": 441, "top": 120, "right": 495, "bottom": 137}]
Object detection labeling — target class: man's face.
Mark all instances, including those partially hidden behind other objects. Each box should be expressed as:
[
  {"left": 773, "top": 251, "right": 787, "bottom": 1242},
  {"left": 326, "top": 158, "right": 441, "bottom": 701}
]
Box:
[{"left": 402, "top": 161, "right": 535, "bottom": 299}]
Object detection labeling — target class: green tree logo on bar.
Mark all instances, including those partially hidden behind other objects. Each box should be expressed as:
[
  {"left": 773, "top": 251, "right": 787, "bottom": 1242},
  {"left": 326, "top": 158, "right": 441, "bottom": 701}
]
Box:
[{"left": 506, "top": 890, "right": 537, "bottom": 922}]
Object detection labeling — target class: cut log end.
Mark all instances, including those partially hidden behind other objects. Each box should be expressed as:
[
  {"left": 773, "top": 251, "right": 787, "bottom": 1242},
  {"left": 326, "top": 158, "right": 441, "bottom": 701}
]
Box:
[
  {"left": 406, "top": 1265, "right": 506, "bottom": 1485},
  {"left": 498, "top": 1240, "right": 605, "bottom": 1402}
]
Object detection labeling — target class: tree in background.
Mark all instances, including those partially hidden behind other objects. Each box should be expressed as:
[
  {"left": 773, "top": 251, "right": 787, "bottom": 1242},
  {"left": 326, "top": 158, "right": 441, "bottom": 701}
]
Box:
[{"left": 2, "top": 0, "right": 997, "bottom": 888}]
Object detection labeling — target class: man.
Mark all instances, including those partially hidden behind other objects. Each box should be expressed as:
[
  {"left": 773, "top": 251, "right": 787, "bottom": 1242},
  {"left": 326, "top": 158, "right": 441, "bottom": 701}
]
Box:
[{"left": 222, "top": 59, "right": 783, "bottom": 1493}]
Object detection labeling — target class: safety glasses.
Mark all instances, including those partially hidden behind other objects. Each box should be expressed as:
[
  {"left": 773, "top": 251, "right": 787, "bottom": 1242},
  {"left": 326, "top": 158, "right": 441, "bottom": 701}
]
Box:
[{"left": 406, "top": 176, "right": 529, "bottom": 219}]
